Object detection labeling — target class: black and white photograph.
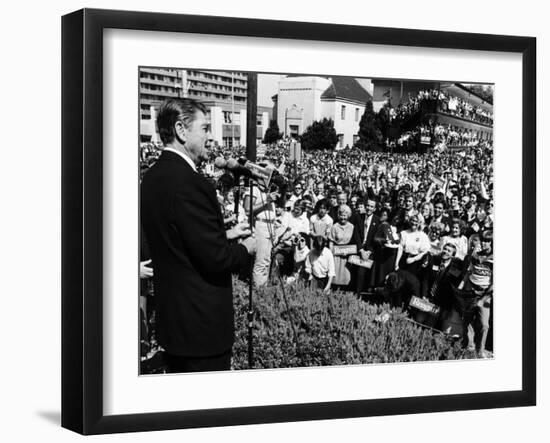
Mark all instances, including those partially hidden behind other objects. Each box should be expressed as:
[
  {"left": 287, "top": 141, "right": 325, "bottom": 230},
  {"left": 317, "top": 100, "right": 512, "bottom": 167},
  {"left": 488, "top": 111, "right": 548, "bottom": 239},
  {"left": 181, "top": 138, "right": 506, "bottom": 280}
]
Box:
[{"left": 138, "top": 68, "right": 495, "bottom": 374}]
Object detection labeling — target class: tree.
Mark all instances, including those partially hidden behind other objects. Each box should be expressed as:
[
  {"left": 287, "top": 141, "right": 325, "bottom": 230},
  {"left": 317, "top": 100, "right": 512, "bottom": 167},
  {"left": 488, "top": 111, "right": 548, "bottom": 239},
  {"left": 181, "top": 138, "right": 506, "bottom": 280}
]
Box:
[
  {"left": 263, "top": 119, "right": 282, "bottom": 144},
  {"left": 300, "top": 118, "right": 338, "bottom": 150},
  {"left": 376, "top": 103, "right": 392, "bottom": 141},
  {"left": 462, "top": 84, "right": 493, "bottom": 104},
  {"left": 356, "top": 100, "right": 383, "bottom": 150}
]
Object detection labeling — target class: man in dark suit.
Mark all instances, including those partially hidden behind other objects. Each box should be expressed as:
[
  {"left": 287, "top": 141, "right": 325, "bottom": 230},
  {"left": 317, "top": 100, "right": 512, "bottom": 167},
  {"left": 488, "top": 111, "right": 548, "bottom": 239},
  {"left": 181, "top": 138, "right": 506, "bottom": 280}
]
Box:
[
  {"left": 418, "top": 243, "right": 464, "bottom": 327},
  {"left": 141, "top": 98, "right": 256, "bottom": 373},
  {"left": 356, "top": 199, "right": 380, "bottom": 296}
]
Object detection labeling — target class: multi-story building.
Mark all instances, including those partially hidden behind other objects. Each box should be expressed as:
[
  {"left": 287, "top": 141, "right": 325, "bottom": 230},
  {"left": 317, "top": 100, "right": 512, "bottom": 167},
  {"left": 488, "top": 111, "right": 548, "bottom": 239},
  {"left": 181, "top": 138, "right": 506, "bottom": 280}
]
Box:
[
  {"left": 139, "top": 67, "right": 271, "bottom": 147},
  {"left": 274, "top": 76, "right": 372, "bottom": 148}
]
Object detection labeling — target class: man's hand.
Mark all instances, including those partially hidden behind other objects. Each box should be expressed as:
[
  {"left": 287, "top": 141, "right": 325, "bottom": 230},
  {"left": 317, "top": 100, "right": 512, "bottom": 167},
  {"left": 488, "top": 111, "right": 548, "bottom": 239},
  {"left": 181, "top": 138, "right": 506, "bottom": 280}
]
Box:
[
  {"left": 360, "top": 250, "right": 371, "bottom": 261},
  {"left": 226, "top": 222, "right": 252, "bottom": 240},
  {"left": 266, "top": 191, "right": 280, "bottom": 204},
  {"left": 241, "top": 236, "right": 257, "bottom": 255},
  {"left": 139, "top": 259, "right": 154, "bottom": 279}
]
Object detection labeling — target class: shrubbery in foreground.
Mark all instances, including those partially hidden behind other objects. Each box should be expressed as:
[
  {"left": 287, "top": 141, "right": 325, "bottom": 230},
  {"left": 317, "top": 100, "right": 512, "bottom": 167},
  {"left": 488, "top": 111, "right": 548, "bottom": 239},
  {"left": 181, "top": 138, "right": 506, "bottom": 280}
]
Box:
[{"left": 232, "top": 279, "right": 469, "bottom": 369}]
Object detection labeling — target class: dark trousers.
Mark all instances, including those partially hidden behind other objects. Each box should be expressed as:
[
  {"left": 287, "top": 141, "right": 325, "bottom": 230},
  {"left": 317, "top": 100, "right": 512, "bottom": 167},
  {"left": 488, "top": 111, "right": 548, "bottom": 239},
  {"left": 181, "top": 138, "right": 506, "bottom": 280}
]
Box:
[
  {"left": 164, "top": 349, "right": 232, "bottom": 373},
  {"left": 310, "top": 276, "right": 328, "bottom": 291},
  {"left": 356, "top": 267, "right": 372, "bottom": 295}
]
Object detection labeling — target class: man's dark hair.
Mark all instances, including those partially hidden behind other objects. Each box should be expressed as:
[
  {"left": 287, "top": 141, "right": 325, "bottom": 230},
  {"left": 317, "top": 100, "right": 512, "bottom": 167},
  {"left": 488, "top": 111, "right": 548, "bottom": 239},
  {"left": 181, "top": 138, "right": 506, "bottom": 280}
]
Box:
[
  {"left": 312, "top": 234, "right": 326, "bottom": 251},
  {"left": 441, "top": 242, "right": 458, "bottom": 256},
  {"left": 156, "top": 98, "right": 208, "bottom": 145}
]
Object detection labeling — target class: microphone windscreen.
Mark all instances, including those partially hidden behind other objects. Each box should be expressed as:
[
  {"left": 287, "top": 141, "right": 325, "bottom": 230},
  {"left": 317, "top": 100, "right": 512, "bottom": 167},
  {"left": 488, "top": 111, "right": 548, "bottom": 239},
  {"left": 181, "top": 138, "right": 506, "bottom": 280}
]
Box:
[
  {"left": 226, "top": 158, "right": 240, "bottom": 170},
  {"left": 214, "top": 157, "right": 227, "bottom": 168}
]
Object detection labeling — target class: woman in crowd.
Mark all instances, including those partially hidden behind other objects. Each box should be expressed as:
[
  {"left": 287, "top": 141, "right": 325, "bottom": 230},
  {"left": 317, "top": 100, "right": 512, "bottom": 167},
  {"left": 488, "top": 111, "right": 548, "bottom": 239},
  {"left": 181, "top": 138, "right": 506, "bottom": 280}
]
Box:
[
  {"left": 466, "top": 205, "right": 492, "bottom": 237},
  {"left": 328, "top": 204, "right": 360, "bottom": 290},
  {"left": 427, "top": 222, "right": 445, "bottom": 256},
  {"left": 419, "top": 201, "right": 434, "bottom": 232},
  {"left": 440, "top": 218, "right": 469, "bottom": 260},
  {"left": 395, "top": 213, "right": 430, "bottom": 275}
]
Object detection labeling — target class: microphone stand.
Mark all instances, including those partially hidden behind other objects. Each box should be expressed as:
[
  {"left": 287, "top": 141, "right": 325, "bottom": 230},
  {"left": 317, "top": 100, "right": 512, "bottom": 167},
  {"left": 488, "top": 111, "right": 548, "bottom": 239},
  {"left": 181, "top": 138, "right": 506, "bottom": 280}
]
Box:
[
  {"left": 247, "top": 178, "right": 255, "bottom": 369},
  {"left": 233, "top": 175, "right": 242, "bottom": 223}
]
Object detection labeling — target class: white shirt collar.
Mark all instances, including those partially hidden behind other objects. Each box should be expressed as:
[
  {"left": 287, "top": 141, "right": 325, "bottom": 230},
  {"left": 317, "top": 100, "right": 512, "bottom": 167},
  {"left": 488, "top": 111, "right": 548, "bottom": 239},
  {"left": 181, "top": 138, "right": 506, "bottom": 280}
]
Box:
[{"left": 163, "top": 147, "right": 197, "bottom": 172}]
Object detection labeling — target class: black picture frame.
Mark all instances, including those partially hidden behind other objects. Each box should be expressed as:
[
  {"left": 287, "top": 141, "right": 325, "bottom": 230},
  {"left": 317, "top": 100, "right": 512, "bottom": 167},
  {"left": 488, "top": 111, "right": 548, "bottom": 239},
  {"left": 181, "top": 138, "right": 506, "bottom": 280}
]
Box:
[{"left": 62, "top": 8, "right": 536, "bottom": 435}]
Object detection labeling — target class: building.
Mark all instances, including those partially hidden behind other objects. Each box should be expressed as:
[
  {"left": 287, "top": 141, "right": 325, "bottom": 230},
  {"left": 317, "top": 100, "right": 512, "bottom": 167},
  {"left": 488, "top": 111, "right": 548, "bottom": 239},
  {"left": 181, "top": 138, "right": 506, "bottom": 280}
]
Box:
[
  {"left": 275, "top": 76, "right": 372, "bottom": 148},
  {"left": 139, "top": 67, "right": 271, "bottom": 147}
]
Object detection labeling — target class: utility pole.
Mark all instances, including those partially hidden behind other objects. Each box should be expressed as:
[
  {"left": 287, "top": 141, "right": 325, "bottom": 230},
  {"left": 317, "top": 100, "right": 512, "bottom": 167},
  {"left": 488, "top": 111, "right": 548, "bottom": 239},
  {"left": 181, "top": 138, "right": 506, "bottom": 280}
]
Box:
[{"left": 246, "top": 73, "right": 257, "bottom": 161}]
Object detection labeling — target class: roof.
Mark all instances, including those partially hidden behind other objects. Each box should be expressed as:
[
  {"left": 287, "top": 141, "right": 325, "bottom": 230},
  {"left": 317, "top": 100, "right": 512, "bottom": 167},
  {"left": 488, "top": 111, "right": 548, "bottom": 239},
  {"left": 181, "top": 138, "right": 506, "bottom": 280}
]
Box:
[{"left": 321, "top": 77, "right": 372, "bottom": 104}]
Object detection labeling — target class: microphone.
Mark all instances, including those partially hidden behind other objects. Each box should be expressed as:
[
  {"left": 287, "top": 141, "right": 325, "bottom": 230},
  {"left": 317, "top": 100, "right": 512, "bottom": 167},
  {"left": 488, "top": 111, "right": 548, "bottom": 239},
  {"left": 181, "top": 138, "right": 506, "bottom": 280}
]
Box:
[
  {"left": 214, "top": 157, "right": 256, "bottom": 179},
  {"left": 227, "top": 158, "right": 257, "bottom": 178},
  {"left": 214, "top": 157, "right": 254, "bottom": 177},
  {"left": 214, "top": 157, "right": 229, "bottom": 170},
  {"left": 235, "top": 158, "right": 280, "bottom": 183},
  {"left": 214, "top": 157, "right": 277, "bottom": 186}
]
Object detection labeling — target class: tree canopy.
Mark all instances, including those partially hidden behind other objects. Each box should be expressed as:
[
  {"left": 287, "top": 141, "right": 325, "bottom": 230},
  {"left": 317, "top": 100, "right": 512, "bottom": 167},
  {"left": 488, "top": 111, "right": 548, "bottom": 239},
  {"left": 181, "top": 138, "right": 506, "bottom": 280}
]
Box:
[
  {"left": 263, "top": 119, "right": 282, "bottom": 144},
  {"left": 300, "top": 118, "right": 338, "bottom": 150},
  {"left": 356, "top": 100, "right": 383, "bottom": 150}
]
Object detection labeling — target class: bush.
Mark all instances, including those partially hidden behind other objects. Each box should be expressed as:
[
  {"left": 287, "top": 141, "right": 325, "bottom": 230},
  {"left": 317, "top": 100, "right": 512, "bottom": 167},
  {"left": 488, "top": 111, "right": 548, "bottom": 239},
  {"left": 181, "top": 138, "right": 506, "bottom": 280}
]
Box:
[
  {"left": 232, "top": 279, "right": 468, "bottom": 369},
  {"left": 299, "top": 118, "right": 338, "bottom": 150}
]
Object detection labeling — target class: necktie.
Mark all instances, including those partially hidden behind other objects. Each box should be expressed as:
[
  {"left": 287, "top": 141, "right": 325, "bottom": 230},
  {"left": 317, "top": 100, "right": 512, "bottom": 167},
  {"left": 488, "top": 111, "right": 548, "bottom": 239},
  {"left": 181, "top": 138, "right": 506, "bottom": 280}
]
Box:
[{"left": 430, "top": 263, "right": 446, "bottom": 299}]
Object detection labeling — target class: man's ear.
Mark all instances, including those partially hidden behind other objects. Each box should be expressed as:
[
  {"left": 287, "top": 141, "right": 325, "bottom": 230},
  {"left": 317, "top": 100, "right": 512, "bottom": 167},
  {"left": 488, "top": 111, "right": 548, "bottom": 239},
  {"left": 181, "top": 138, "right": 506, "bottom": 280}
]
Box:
[{"left": 174, "top": 120, "right": 187, "bottom": 143}]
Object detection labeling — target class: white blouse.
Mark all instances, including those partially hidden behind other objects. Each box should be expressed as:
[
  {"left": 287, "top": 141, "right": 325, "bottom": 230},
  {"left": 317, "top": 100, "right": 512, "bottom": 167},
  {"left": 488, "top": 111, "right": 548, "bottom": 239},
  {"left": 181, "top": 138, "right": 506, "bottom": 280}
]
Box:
[{"left": 400, "top": 229, "right": 430, "bottom": 255}]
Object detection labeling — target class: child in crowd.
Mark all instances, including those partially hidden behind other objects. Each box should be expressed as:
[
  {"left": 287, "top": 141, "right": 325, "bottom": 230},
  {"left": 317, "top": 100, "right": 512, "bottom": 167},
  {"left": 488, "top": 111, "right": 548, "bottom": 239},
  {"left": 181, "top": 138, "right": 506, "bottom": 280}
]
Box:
[{"left": 305, "top": 235, "right": 335, "bottom": 293}]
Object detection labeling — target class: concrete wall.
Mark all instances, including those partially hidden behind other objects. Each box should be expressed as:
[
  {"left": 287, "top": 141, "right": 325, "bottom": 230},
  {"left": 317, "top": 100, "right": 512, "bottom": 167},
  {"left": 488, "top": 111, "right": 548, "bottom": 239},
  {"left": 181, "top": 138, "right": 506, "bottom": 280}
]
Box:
[
  {"left": 321, "top": 100, "right": 364, "bottom": 148},
  {"left": 277, "top": 76, "right": 331, "bottom": 136},
  {"left": 209, "top": 106, "right": 224, "bottom": 144}
]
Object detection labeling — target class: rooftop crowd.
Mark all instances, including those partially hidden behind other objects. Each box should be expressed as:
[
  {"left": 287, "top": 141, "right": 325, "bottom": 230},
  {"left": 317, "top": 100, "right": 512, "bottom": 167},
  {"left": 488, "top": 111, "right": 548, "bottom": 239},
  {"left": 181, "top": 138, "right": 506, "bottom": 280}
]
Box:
[{"left": 394, "top": 88, "right": 493, "bottom": 126}]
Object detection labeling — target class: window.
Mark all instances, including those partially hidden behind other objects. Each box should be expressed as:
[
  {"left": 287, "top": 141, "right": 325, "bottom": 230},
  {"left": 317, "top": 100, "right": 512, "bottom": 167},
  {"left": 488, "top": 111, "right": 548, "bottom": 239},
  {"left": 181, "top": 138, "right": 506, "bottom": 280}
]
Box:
[
  {"left": 341, "top": 105, "right": 346, "bottom": 120},
  {"left": 223, "top": 111, "right": 232, "bottom": 124},
  {"left": 338, "top": 133, "right": 344, "bottom": 147},
  {"left": 355, "top": 108, "right": 360, "bottom": 121},
  {"left": 223, "top": 136, "right": 234, "bottom": 148},
  {"left": 289, "top": 125, "right": 299, "bottom": 137}
]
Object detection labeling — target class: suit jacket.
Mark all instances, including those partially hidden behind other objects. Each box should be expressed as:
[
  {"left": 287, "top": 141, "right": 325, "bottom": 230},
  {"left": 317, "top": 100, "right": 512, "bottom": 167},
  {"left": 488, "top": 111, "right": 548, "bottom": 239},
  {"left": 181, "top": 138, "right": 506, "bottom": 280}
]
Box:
[
  {"left": 358, "top": 214, "right": 381, "bottom": 252},
  {"left": 141, "top": 151, "right": 249, "bottom": 357},
  {"left": 424, "top": 255, "right": 464, "bottom": 308}
]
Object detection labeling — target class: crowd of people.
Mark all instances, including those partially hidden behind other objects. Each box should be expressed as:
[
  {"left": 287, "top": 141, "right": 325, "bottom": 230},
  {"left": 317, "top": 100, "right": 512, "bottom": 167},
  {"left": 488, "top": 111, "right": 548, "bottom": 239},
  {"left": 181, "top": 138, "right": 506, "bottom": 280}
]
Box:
[
  {"left": 398, "top": 88, "right": 493, "bottom": 126},
  {"left": 414, "top": 123, "right": 484, "bottom": 150}
]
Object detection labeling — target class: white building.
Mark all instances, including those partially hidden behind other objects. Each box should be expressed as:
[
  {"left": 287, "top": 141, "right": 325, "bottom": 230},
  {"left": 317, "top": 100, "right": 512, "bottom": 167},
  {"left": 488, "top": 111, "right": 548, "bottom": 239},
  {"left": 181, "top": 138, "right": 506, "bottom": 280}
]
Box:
[{"left": 276, "top": 76, "right": 372, "bottom": 148}]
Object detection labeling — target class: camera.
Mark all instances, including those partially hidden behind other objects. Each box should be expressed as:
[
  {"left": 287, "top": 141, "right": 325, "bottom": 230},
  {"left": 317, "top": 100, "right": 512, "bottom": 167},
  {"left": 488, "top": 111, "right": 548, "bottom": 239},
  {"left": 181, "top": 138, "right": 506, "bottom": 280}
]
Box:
[{"left": 291, "top": 235, "right": 306, "bottom": 246}]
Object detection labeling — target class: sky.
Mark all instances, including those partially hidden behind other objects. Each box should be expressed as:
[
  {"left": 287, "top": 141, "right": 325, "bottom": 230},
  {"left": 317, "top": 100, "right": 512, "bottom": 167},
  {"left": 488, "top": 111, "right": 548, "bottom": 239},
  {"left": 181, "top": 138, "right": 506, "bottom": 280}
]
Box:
[{"left": 257, "top": 73, "right": 284, "bottom": 107}]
